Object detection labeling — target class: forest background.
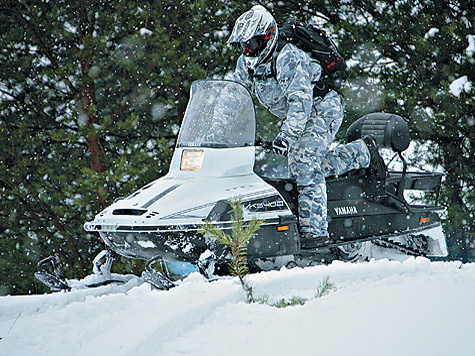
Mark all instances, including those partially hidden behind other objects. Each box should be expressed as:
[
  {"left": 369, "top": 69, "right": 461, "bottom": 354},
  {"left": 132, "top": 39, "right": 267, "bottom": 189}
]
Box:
[{"left": 0, "top": 0, "right": 473, "bottom": 295}]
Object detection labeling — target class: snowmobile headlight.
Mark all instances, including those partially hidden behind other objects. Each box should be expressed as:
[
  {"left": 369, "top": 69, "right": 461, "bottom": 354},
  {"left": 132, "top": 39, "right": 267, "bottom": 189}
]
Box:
[{"left": 180, "top": 149, "right": 204, "bottom": 171}]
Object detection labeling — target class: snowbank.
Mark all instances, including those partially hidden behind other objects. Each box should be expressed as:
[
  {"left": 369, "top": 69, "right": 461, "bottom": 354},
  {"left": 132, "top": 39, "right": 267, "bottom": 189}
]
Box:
[{"left": 1, "top": 258, "right": 474, "bottom": 356}]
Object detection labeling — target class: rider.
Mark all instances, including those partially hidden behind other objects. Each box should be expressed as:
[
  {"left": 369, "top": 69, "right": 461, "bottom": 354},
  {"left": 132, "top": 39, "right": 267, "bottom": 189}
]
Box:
[{"left": 227, "top": 5, "right": 386, "bottom": 246}]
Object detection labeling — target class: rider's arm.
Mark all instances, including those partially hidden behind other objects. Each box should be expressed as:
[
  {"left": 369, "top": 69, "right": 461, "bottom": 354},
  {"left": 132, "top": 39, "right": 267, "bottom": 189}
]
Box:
[{"left": 275, "top": 44, "right": 322, "bottom": 144}]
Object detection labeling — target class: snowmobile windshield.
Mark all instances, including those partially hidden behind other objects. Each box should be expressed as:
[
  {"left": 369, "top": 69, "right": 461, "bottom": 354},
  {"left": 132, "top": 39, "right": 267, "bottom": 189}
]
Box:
[{"left": 177, "top": 80, "right": 256, "bottom": 148}]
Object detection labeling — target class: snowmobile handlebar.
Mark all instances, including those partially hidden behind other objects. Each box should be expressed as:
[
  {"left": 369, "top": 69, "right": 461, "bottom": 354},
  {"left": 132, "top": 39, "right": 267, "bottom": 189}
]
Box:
[{"left": 255, "top": 136, "right": 274, "bottom": 152}]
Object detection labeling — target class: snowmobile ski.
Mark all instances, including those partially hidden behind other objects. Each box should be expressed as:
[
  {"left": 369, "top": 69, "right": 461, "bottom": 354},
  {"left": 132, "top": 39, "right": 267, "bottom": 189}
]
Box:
[{"left": 35, "top": 251, "right": 138, "bottom": 291}]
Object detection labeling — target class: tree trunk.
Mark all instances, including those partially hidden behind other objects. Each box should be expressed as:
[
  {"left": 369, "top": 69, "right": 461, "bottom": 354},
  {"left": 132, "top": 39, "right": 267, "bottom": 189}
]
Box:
[{"left": 78, "top": 7, "right": 109, "bottom": 210}]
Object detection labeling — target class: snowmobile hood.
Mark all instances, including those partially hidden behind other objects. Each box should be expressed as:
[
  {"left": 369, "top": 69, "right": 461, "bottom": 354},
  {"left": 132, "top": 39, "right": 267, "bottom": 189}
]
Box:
[
  {"left": 85, "top": 80, "right": 291, "bottom": 233},
  {"left": 84, "top": 146, "right": 283, "bottom": 230}
]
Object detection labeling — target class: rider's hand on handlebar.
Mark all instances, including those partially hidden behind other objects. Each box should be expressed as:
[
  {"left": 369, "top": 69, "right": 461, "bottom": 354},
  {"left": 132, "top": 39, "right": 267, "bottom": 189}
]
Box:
[{"left": 272, "top": 133, "right": 290, "bottom": 156}]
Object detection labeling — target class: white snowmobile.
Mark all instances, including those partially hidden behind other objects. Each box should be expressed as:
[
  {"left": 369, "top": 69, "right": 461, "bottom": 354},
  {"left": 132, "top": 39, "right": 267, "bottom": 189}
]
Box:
[{"left": 36, "top": 80, "right": 447, "bottom": 291}]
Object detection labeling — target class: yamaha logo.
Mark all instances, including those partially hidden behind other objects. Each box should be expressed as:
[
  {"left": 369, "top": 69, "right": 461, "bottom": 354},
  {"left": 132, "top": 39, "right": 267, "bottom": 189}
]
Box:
[{"left": 334, "top": 206, "right": 358, "bottom": 216}]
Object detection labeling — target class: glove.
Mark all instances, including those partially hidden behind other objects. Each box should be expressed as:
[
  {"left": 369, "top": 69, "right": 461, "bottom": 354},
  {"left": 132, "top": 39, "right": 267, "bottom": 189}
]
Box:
[{"left": 272, "top": 133, "right": 291, "bottom": 156}]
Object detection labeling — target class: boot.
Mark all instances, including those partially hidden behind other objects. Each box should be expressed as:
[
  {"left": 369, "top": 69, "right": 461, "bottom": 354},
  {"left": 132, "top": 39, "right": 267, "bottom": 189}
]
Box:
[
  {"left": 300, "top": 233, "right": 331, "bottom": 249},
  {"left": 363, "top": 135, "right": 387, "bottom": 180}
]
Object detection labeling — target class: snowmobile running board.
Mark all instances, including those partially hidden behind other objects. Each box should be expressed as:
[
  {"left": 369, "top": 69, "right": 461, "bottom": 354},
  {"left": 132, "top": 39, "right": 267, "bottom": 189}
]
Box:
[{"left": 308, "top": 222, "right": 442, "bottom": 257}]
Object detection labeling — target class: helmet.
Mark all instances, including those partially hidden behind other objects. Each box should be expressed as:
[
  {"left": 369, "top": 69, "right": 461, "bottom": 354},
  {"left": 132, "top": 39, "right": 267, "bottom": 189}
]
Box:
[{"left": 228, "top": 5, "right": 278, "bottom": 71}]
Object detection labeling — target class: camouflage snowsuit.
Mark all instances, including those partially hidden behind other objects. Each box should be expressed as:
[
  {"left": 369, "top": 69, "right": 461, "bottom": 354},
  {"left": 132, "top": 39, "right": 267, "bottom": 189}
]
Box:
[{"left": 232, "top": 43, "right": 371, "bottom": 236}]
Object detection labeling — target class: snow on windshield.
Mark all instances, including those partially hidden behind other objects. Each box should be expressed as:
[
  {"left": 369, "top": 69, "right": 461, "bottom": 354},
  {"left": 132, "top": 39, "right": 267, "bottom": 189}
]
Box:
[{"left": 177, "top": 80, "right": 256, "bottom": 148}]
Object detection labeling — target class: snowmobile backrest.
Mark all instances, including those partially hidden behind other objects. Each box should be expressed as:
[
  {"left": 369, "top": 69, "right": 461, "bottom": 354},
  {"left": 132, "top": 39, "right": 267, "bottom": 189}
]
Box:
[{"left": 346, "top": 113, "right": 410, "bottom": 152}]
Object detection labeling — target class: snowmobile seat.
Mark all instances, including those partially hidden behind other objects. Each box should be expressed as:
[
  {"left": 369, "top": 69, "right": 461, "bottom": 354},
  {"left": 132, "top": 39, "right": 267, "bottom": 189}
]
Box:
[{"left": 346, "top": 113, "right": 410, "bottom": 152}]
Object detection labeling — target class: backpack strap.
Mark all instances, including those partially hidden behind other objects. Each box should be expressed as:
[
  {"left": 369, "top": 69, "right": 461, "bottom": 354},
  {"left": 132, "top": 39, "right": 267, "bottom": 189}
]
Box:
[
  {"left": 272, "top": 39, "right": 330, "bottom": 98},
  {"left": 251, "top": 24, "right": 331, "bottom": 98},
  {"left": 313, "top": 80, "right": 330, "bottom": 98}
]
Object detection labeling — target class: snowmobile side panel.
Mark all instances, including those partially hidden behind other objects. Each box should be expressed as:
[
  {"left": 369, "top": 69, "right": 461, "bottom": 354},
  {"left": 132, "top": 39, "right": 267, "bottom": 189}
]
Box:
[{"left": 98, "top": 214, "right": 299, "bottom": 262}]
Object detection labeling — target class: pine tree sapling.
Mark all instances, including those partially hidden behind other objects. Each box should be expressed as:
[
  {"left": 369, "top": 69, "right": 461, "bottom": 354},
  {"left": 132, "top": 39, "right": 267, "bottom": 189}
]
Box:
[
  {"left": 272, "top": 296, "right": 308, "bottom": 308},
  {"left": 315, "top": 276, "right": 336, "bottom": 299},
  {"left": 199, "top": 199, "right": 264, "bottom": 303},
  {"left": 257, "top": 277, "right": 335, "bottom": 308}
]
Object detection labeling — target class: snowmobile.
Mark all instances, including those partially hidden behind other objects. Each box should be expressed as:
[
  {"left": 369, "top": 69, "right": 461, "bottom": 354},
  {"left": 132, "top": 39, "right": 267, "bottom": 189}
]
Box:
[{"left": 35, "top": 80, "right": 447, "bottom": 291}]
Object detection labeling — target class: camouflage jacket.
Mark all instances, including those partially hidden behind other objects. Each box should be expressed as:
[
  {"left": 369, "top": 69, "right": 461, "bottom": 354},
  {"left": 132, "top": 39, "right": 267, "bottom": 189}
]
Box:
[{"left": 230, "top": 43, "right": 329, "bottom": 144}]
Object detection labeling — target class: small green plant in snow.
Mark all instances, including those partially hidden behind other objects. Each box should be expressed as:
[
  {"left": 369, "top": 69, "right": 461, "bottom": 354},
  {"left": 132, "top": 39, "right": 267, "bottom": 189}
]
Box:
[{"left": 199, "top": 198, "right": 264, "bottom": 303}]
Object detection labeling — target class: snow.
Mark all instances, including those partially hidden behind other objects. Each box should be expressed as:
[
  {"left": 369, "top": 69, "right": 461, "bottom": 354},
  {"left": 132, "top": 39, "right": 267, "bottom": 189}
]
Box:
[
  {"left": 140, "top": 28, "right": 153, "bottom": 36},
  {"left": 465, "top": 35, "right": 475, "bottom": 60},
  {"left": 424, "top": 28, "right": 439, "bottom": 39},
  {"left": 449, "top": 75, "right": 472, "bottom": 97},
  {"left": 467, "top": 35, "right": 475, "bottom": 57},
  {"left": 1, "top": 258, "right": 475, "bottom": 356},
  {"left": 137, "top": 240, "right": 156, "bottom": 248}
]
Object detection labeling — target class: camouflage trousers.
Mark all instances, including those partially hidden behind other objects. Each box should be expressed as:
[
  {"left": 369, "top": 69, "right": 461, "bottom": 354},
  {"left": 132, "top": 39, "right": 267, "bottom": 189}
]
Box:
[{"left": 288, "top": 92, "right": 371, "bottom": 236}]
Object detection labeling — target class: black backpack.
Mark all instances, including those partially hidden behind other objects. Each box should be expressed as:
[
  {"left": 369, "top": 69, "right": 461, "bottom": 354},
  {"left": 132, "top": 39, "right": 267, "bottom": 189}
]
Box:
[{"left": 275, "top": 21, "right": 350, "bottom": 96}]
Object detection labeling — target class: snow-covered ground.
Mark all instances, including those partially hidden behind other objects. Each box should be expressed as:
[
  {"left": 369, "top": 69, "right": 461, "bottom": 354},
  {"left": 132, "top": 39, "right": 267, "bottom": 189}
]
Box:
[{"left": 1, "top": 257, "right": 474, "bottom": 356}]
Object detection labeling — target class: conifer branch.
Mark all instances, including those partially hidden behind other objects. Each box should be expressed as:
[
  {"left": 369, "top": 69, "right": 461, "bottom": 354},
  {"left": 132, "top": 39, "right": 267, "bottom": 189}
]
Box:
[{"left": 199, "top": 198, "right": 264, "bottom": 303}]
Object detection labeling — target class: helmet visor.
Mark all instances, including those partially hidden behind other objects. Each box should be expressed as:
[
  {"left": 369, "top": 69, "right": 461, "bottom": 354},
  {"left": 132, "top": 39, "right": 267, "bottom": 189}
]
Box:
[
  {"left": 240, "top": 36, "right": 265, "bottom": 56},
  {"left": 239, "top": 28, "right": 274, "bottom": 57}
]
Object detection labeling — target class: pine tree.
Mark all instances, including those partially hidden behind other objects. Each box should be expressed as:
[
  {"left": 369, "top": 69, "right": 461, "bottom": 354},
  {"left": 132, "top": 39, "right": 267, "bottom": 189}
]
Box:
[
  {"left": 0, "top": 0, "right": 242, "bottom": 294},
  {"left": 1, "top": 0, "right": 472, "bottom": 295},
  {"left": 334, "top": 0, "right": 474, "bottom": 261},
  {"left": 272, "top": 0, "right": 474, "bottom": 261},
  {"left": 200, "top": 199, "right": 264, "bottom": 303}
]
